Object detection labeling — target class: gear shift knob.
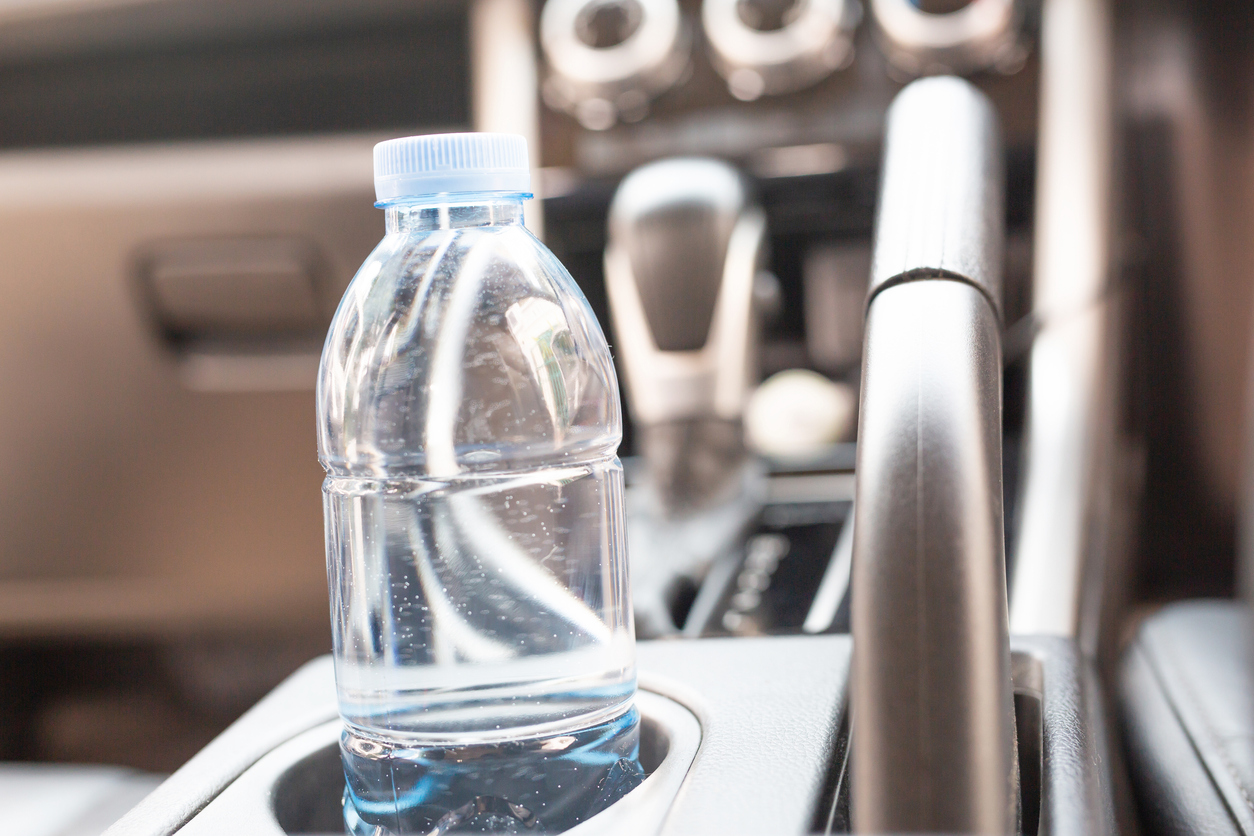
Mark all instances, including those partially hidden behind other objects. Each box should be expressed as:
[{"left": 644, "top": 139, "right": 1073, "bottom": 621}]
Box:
[{"left": 604, "top": 157, "right": 767, "bottom": 515}]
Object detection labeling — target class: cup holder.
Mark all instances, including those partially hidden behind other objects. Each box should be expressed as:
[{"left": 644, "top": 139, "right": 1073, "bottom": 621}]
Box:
[
  {"left": 271, "top": 745, "right": 341, "bottom": 834},
  {"left": 273, "top": 711, "right": 680, "bottom": 834},
  {"left": 179, "top": 690, "right": 701, "bottom": 836}
]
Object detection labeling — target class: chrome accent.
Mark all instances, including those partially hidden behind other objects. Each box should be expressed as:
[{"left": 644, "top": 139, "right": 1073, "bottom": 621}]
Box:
[
  {"left": 540, "top": 0, "right": 690, "bottom": 130},
  {"left": 870, "top": 0, "right": 1022, "bottom": 76},
  {"left": 1009, "top": 0, "right": 1114, "bottom": 641},
  {"left": 701, "top": 0, "right": 855, "bottom": 101}
]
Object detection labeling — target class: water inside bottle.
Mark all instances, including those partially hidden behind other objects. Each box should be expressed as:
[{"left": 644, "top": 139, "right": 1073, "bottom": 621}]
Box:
[
  {"left": 341, "top": 707, "right": 645, "bottom": 835},
  {"left": 326, "top": 456, "right": 635, "bottom": 742}
]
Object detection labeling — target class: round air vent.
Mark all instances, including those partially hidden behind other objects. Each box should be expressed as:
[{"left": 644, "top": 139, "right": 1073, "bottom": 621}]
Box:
[
  {"left": 870, "top": 0, "right": 1023, "bottom": 76},
  {"left": 702, "top": 0, "right": 856, "bottom": 101},
  {"left": 540, "top": 0, "right": 690, "bottom": 129}
]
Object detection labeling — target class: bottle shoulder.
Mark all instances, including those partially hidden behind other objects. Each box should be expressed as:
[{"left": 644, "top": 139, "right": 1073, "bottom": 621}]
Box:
[{"left": 317, "top": 224, "right": 621, "bottom": 475}]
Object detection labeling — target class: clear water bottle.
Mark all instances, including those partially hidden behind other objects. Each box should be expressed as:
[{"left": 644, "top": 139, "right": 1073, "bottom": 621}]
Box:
[{"left": 317, "top": 133, "right": 642, "bottom": 834}]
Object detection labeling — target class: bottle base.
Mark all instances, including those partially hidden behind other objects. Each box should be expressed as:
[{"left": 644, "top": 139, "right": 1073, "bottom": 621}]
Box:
[{"left": 341, "top": 707, "right": 645, "bottom": 835}]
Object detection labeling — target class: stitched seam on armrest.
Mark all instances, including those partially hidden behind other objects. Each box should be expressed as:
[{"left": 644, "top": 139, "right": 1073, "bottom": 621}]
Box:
[{"left": 1148, "top": 625, "right": 1254, "bottom": 833}]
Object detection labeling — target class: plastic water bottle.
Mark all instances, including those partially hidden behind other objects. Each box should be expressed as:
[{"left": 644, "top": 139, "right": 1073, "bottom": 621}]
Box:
[{"left": 317, "top": 133, "right": 642, "bottom": 834}]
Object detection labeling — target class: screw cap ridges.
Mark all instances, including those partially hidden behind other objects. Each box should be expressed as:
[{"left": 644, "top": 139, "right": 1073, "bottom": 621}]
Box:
[{"left": 373, "top": 133, "right": 531, "bottom": 202}]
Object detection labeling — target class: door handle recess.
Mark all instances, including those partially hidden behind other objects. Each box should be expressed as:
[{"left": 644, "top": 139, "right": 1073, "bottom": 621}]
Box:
[{"left": 851, "top": 76, "right": 1017, "bottom": 835}]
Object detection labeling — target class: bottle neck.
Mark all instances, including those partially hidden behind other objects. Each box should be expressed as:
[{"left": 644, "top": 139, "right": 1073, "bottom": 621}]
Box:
[{"left": 382, "top": 193, "right": 528, "bottom": 234}]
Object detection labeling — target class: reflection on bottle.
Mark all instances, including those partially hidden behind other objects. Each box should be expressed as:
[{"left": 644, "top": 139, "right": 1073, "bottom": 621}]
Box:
[{"left": 506, "top": 297, "right": 587, "bottom": 438}]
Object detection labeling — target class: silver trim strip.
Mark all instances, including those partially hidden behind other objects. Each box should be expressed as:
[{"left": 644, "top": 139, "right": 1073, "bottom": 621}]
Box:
[
  {"left": 471, "top": 0, "right": 544, "bottom": 237},
  {"left": 802, "top": 505, "right": 853, "bottom": 634},
  {"left": 1009, "top": 0, "right": 1113, "bottom": 638}
]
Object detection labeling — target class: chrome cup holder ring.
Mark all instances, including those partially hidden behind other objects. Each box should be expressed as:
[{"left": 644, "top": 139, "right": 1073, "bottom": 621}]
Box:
[
  {"left": 701, "top": 0, "right": 857, "bottom": 101},
  {"left": 869, "top": 0, "right": 1025, "bottom": 77},
  {"left": 540, "top": 0, "right": 691, "bottom": 130}
]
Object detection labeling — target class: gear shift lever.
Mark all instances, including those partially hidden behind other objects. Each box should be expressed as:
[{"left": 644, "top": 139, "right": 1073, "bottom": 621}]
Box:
[
  {"left": 604, "top": 157, "right": 767, "bottom": 634},
  {"left": 605, "top": 158, "right": 766, "bottom": 513}
]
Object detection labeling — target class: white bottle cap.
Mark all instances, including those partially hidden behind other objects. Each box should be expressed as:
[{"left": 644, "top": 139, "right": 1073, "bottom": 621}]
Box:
[{"left": 373, "top": 132, "right": 532, "bottom": 202}]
